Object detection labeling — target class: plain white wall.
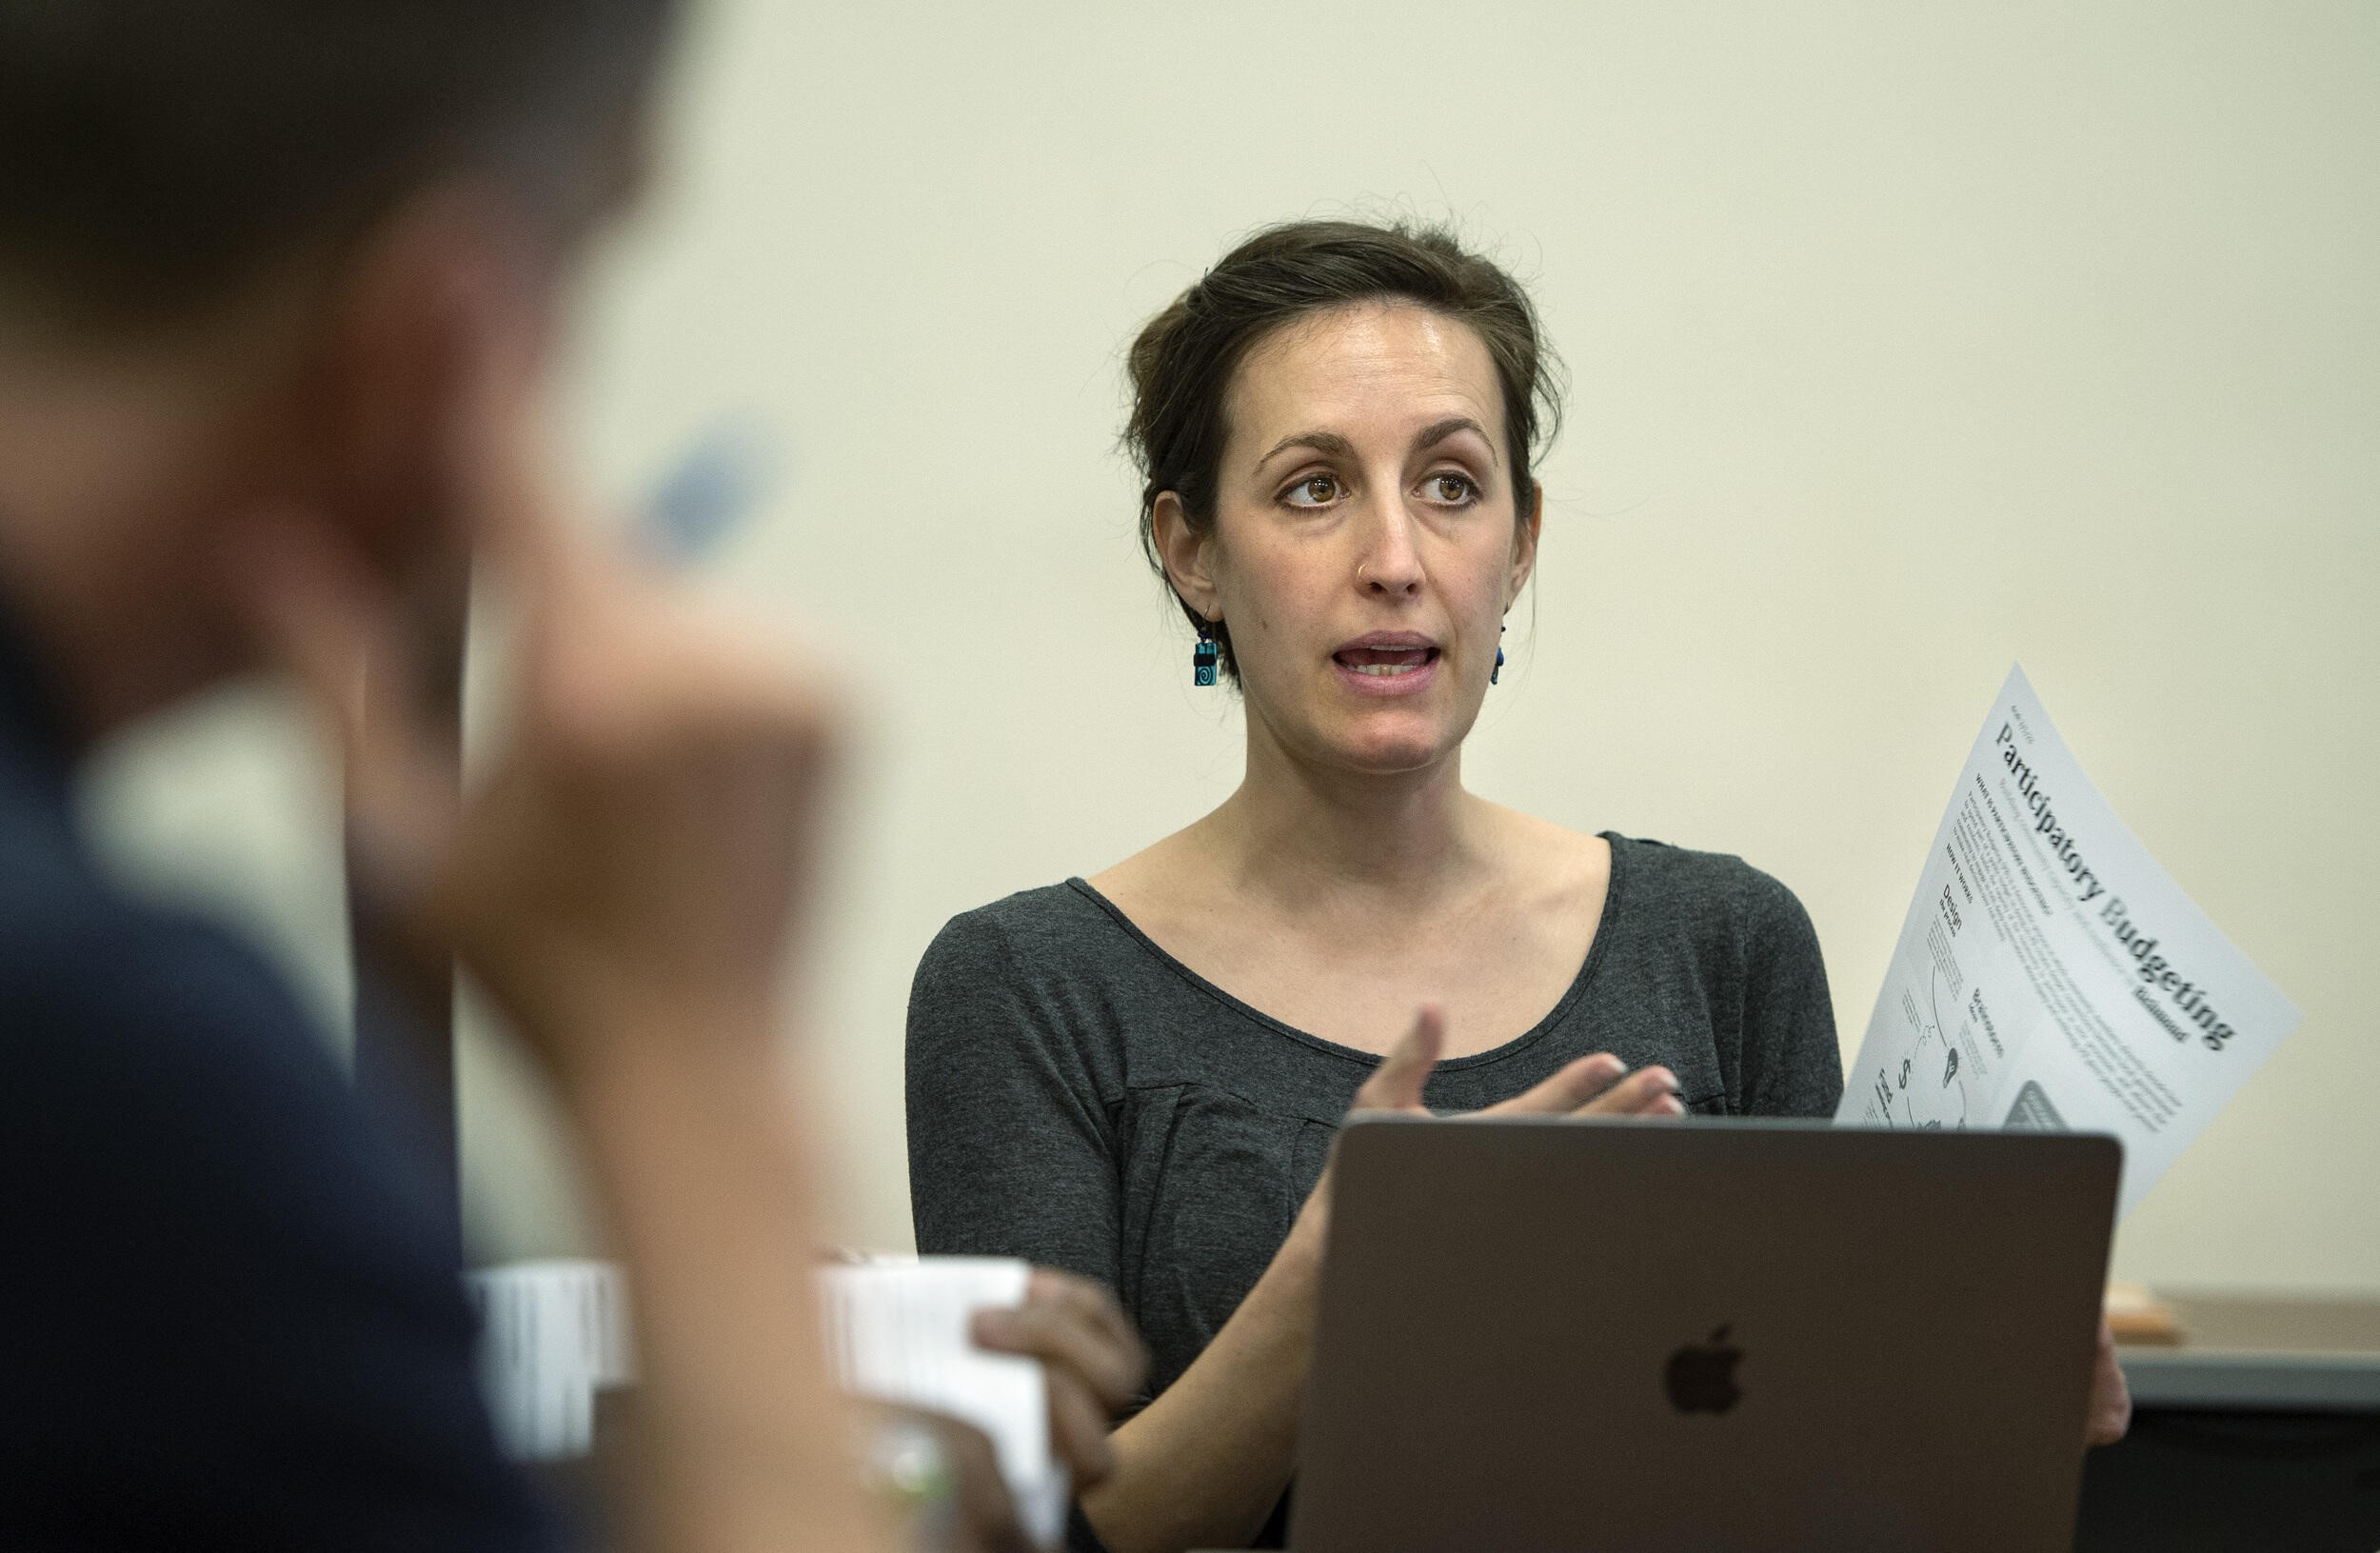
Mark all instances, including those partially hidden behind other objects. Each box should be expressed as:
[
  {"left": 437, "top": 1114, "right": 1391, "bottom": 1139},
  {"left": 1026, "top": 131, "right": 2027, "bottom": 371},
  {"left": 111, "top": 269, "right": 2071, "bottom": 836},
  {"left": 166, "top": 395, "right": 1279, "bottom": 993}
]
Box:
[{"left": 87, "top": 1, "right": 2379, "bottom": 1292}]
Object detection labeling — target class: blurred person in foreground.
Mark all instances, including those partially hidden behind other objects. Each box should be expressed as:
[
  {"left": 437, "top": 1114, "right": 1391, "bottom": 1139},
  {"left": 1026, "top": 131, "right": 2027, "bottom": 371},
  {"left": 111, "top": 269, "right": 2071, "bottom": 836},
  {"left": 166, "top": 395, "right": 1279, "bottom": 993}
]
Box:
[{"left": 0, "top": 3, "right": 1138, "bottom": 1549}]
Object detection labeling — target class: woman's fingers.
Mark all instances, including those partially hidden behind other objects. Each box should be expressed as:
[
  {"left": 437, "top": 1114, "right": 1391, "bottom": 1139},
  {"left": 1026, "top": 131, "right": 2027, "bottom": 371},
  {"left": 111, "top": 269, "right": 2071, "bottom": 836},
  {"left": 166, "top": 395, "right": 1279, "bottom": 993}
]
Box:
[
  {"left": 1577, "top": 1066, "right": 1684, "bottom": 1118},
  {"left": 1486, "top": 1052, "right": 1629, "bottom": 1115},
  {"left": 1485, "top": 1054, "right": 1684, "bottom": 1119},
  {"left": 2086, "top": 1320, "right": 2132, "bottom": 1447},
  {"left": 1297, "top": 1006, "right": 1448, "bottom": 1237},
  {"left": 1359, "top": 1031, "right": 1687, "bottom": 1122},
  {"left": 1351, "top": 1005, "right": 1445, "bottom": 1114}
]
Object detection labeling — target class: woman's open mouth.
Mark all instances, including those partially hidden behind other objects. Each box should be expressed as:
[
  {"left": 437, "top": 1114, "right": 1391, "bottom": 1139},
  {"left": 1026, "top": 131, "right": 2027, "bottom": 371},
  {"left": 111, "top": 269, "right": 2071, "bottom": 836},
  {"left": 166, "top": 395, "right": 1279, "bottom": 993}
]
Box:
[
  {"left": 1334, "top": 646, "right": 1438, "bottom": 677},
  {"left": 1330, "top": 635, "right": 1441, "bottom": 695}
]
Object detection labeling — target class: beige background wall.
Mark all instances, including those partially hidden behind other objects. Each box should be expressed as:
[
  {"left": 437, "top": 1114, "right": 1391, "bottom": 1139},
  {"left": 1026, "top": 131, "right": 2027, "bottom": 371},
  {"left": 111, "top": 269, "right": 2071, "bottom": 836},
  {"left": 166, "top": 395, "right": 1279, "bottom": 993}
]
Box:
[{"left": 85, "top": 1, "right": 2378, "bottom": 1292}]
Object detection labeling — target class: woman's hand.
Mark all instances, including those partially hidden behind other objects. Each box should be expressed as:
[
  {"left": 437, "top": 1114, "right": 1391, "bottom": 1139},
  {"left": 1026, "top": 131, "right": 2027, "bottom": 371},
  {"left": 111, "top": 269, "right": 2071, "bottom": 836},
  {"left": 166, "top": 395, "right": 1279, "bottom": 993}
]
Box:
[
  {"left": 1353, "top": 1005, "right": 1686, "bottom": 1121},
  {"left": 1297, "top": 1005, "right": 1683, "bottom": 1227},
  {"left": 2087, "top": 1319, "right": 2132, "bottom": 1446},
  {"left": 972, "top": 1268, "right": 1150, "bottom": 1490}
]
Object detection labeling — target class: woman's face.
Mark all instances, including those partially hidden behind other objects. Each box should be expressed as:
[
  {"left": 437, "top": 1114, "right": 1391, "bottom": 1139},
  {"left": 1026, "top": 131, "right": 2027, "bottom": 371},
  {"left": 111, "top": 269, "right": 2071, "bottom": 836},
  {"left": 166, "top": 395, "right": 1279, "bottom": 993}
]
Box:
[{"left": 1167, "top": 300, "right": 1538, "bottom": 777}]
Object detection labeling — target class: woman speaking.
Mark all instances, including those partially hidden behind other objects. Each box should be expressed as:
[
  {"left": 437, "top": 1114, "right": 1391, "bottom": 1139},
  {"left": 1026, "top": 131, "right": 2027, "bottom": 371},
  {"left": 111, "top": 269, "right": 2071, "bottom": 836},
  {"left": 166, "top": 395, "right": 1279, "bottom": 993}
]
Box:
[{"left": 911, "top": 220, "right": 1849, "bottom": 1552}]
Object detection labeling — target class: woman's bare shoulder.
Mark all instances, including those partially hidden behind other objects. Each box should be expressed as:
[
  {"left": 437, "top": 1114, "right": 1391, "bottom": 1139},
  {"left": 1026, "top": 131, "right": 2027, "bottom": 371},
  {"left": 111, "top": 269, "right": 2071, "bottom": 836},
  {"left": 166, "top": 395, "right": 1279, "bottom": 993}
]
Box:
[
  {"left": 1480, "top": 803, "right": 1611, "bottom": 897},
  {"left": 1084, "top": 820, "right": 1219, "bottom": 928}
]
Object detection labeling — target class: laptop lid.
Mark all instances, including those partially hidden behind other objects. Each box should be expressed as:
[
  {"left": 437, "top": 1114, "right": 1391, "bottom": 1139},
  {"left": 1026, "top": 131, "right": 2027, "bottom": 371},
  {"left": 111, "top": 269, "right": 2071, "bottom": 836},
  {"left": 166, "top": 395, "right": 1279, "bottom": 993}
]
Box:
[{"left": 1291, "top": 1116, "right": 2119, "bottom": 1553}]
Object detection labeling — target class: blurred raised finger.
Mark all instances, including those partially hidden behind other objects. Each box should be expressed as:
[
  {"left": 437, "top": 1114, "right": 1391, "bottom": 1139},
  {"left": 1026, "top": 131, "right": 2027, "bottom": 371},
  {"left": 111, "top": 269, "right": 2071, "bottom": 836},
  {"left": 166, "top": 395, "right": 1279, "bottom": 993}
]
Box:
[{"left": 1351, "top": 1005, "right": 1444, "bottom": 1114}]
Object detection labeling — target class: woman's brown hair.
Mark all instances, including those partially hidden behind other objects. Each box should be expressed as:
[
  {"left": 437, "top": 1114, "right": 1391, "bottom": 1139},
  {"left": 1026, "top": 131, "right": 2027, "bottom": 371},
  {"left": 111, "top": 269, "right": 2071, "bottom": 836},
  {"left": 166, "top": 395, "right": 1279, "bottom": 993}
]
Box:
[{"left": 1124, "top": 219, "right": 1564, "bottom": 681}]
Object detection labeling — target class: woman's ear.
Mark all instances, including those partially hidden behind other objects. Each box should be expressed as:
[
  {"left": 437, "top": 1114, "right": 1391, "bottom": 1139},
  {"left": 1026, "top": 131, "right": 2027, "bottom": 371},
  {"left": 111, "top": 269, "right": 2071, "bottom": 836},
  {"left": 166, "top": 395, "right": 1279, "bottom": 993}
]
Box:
[
  {"left": 1505, "top": 483, "right": 1543, "bottom": 607},
  {"left": 1152, "top": 490, "right": 1223, "bottom": 623}
]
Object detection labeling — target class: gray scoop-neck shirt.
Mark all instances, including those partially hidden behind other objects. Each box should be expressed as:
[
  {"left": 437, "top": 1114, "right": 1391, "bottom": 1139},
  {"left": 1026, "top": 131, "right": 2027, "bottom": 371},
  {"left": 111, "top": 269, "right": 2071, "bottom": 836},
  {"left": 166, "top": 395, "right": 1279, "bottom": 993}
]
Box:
[{"left": 905, "top": 832, "right": 1843, "bottom": 1499}]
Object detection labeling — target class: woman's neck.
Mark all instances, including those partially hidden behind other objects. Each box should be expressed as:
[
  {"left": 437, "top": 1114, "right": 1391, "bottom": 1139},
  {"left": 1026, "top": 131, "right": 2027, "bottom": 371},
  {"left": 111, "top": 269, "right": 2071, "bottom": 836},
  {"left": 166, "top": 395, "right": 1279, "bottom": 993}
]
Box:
[{"left": 1203, "top": 709, "right": 1494, "bottom": 915}]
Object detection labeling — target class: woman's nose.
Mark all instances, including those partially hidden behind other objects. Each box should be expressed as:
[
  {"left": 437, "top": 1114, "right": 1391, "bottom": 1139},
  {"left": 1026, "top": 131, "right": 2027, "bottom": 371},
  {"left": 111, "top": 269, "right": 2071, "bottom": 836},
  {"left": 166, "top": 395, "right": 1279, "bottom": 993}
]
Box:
[{"left": 1356, "top": 502, "right": 1423, "bottom": 597}]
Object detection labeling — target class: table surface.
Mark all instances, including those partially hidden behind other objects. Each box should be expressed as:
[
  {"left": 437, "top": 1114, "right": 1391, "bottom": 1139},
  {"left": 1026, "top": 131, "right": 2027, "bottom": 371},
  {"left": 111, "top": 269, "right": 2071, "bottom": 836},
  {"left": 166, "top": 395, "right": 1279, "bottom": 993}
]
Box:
[{"left": 2115, "top": 1294, "right": 2380, "bottom": 1411}]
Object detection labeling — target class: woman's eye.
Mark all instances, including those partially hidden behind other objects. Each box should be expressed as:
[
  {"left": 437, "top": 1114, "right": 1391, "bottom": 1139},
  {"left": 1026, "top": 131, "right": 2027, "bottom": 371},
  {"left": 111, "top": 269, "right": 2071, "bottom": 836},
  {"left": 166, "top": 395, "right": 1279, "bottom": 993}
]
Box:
[
  {"left": 1283, "top": 474, "right": 1341, "bottom": 508},
  {"left": 1425, "top": 472, "right": 1478, "bottom": 505}
]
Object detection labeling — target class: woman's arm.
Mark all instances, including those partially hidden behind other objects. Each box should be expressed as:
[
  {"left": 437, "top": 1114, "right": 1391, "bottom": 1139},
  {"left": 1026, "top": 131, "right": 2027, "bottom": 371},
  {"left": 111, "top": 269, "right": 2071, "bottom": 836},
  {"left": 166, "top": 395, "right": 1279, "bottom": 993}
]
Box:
[
  {"left": 1734, "top": 869, "right": 1845, "bottom": 1117},
  {"left": 1080, "top": 1008, "right": 1683, "bottom": 1553},
  {"left": 906, "top": 910, "right": 1125, "bottom": 1286}
]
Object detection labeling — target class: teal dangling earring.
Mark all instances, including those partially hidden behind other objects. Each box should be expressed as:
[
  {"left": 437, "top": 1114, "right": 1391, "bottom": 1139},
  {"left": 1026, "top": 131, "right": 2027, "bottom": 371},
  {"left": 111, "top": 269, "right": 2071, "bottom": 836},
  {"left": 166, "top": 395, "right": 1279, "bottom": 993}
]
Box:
[
  {"left": 1491, "top": 623, "right": 1506, "bottom": 685},
  {"left": 1193, "top": 620, "right": 1220, "bottom": 687}
]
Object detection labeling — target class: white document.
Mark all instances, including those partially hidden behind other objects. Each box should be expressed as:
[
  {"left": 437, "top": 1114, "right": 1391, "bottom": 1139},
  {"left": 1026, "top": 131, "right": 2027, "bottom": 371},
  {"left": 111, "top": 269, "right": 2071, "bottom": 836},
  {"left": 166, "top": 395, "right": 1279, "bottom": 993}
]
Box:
[
  {"left": 820, "top": 1256, "right": 1066, "bottom": 1547},
  {"left": 1837, "top": 666, "right": 2300, "bottom": 1217}
]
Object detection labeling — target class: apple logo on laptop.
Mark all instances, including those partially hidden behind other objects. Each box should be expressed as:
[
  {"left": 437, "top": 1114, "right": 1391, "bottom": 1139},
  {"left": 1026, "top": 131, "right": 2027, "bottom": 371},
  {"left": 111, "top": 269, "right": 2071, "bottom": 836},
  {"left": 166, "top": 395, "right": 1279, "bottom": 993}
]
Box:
[{"left": 1664, "top": 1325, "right": 1743, "bottom": 1415}]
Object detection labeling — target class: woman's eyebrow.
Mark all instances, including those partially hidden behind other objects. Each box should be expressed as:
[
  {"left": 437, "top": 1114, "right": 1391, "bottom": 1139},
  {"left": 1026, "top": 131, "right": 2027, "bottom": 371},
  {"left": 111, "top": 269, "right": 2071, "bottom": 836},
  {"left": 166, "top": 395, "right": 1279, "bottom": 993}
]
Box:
[
  {"left": 1254, "top": 429, "right": 1358, "bottom": 473},
  {"left": 1414, "top": 416, "right": 1497, "bottom": 465},
  {"left": 1253, "top": 420, "right": 1497, "bottom": 474}
]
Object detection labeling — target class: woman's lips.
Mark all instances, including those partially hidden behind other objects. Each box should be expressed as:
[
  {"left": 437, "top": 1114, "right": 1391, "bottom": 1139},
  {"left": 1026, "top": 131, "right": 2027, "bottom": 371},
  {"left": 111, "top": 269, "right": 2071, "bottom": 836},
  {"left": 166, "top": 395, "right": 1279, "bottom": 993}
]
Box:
[{"left": 1330, "top": 645, "right": 1440, "bottom": 695}]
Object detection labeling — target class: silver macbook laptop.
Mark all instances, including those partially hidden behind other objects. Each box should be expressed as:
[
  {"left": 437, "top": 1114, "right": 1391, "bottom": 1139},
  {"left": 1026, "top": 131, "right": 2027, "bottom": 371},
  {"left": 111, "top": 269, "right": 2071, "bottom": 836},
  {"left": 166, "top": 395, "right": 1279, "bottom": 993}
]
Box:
[{"left": 1291, "top": 1115, "right": 2119, "bottom": 1553}]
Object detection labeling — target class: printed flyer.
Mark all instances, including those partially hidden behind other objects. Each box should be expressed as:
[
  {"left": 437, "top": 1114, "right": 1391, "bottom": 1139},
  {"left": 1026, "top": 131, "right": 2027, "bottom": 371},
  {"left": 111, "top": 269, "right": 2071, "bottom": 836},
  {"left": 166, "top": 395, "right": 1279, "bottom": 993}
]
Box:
[{"left": 1837, "top": 667, "right": 2300, "bottom": 1216}]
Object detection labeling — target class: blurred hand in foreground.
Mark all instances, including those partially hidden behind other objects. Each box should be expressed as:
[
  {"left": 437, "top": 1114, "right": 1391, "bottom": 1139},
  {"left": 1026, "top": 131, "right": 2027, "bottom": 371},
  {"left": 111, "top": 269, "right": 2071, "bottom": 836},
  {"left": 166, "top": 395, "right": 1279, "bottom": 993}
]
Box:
[
  {"left": 235, "top": 299, "right": 835, "bottom": 1078},
  {"left": 238, "top": 280, "right": 885, "bottom": 1553}
]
